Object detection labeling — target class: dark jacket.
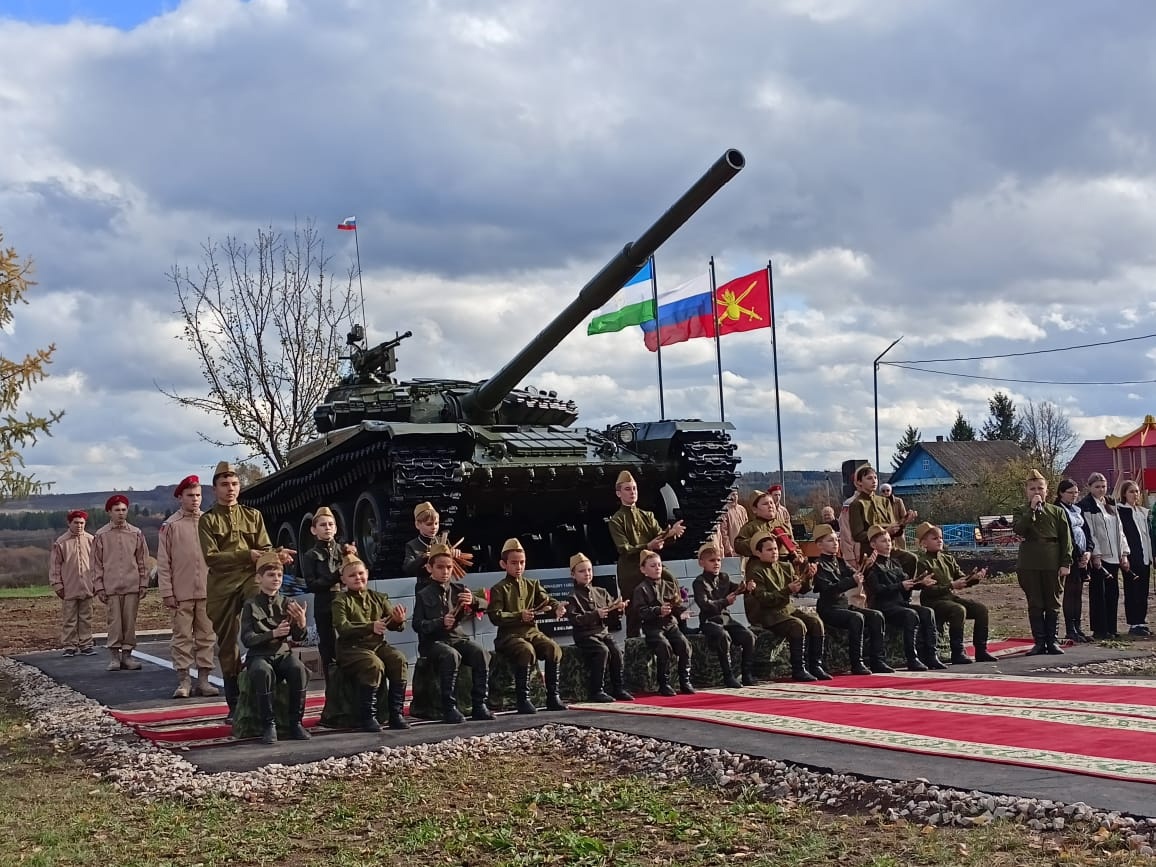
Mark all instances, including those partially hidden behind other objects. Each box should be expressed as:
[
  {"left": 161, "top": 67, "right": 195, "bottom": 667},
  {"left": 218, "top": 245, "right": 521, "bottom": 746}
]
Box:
[
  {"left": 566, "top": 583, "right": 617, "bottom": 640},
  {"left": 633, "top": 577, "right": 685, "bottom": 633},
  {"left": 864, "top": 556, "right": 913, "bottom": 611},
  {"left": 692, "top": 570, "right": 741, "bottom": 626},
  {"left": 240, "top": 592, "right": 306, "bottom": 659},
  {"left": 412, "top": 580, "right": 484, "bottom": 653},
  {"left": 299, "top": 539, "right": 343, "bottom": 607},
  {"left": 812, "top": 554, "right": 858, "bottom": 612}
]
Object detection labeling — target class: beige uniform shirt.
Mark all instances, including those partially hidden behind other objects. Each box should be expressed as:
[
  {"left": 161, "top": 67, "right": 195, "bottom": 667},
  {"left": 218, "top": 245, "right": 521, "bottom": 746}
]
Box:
[
  {"left": 49, "top": 530, "right": 94, "bottom": 599},
  {"left": 157, "top": 509, "right": 208, "bottom": 602},
  {"left": 93, "top": 522, "right": 149, "bottom": 595}
]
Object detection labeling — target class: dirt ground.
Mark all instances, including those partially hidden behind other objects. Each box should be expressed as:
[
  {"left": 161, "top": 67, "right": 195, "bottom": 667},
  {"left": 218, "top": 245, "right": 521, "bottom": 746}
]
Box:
[{"left": 1, "top": 594, "right": 172, "bottom": 655}]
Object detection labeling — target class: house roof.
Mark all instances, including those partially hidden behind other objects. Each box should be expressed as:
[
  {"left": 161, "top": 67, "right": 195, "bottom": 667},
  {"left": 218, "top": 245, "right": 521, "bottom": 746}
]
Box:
[{"left": 897, "top": 439, "right": 1026, "bottom": 485}]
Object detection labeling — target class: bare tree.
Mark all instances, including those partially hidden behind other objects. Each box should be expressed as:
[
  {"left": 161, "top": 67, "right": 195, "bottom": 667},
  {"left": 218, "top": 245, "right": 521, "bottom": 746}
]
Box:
[
  {"left": 1020, "top": 400, "right": 1079, "bottom": 476},
  {"left": 0, "top": 231, "right": 63, "bottom": 500},
  {"left": 160, "top": 221, "right": 357, "bottom": 470}
]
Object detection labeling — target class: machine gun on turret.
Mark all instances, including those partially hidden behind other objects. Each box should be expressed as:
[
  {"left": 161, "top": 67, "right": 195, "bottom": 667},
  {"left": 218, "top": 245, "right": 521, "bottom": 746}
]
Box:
[{"left": 346, "top": 329, "right": 413, "bottom": 384}]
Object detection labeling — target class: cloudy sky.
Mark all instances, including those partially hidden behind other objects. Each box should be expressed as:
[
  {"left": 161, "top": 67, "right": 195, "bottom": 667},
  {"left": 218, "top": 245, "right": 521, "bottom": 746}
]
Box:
[{"left": 2, "top": 0, "right": 1155, "bottom": 493}]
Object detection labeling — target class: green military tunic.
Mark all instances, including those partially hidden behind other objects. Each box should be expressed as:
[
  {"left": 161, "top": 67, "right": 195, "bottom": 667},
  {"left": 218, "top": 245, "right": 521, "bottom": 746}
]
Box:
[
  {"left": 915, "top": 550, "right": 990, "bottom": 641},
  {"left": 734, "top": 517, "right": 772, "bottom": 558},
  {"left": 608, "top": 505, "right": 664, "bottom": 598},
  {"left": 199, "top": 503, "right": 271, "bottom": 677},
  {"left": 488, "top": 575, "right": 563, "bottom": 665},
  {"left": 240, "top": 592, "right": 307, "bottom": 658},
  {"left": 743, "top": 560, "right": 823, "bottom": 637},
  {"left": 332, "top": 587, "right": 408, "bottom": 687},
  {"left": 848, "top": 493, "right": 895, "bottom": 547},
  {"left": 1014, "top": 503, "right": 1073, "bottom": 613}
]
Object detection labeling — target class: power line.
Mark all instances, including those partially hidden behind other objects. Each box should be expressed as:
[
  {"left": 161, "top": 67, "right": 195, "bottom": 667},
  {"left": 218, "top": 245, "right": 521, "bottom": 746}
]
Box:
[
  {"left": 888, "top": 331, "right": 1156, "bottom": 364},
  {"left": 885, "top": 363, "right": 1156, "bottom": 387}
]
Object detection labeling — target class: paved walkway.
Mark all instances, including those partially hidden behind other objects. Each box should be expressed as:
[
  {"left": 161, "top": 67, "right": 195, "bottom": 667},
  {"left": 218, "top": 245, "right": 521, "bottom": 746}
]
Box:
[{"left": 15, "top": 641, "right": 1156, "bottom": 818}]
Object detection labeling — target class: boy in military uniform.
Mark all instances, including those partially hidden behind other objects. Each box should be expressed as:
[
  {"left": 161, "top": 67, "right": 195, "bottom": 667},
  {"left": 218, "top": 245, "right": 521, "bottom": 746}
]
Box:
[
  {"left": 633, "top": 550, "right": 695, "bottom": 696},
  {"left": 240, "top": 551, "right": 311, "bottom": 744},
  {"left": 49, "top": 510, "right": 96, "bottom": 657},
  {"left": 692, "top": 542, "right": 756, "bottom": 687},
  {"left": 200, "top": 460, "right": 289, "bottom": 722},
  {"left": 743, "top": 530, "right": 828, "bottom": 682},
  {"left": 608, "top": 471, "right": 684, "bottom": 638},
  {"left": 848, "top": 466, "right": 916, "bottom": 551},
  {"left": 914, "top": 522, "right": 998, "bottom": 664},
  {"left": 566, "top": 552, "right": 633, "bottom": 702},
  {"left": 158, "top": 475, "right": 219, "bottom": 698},
  {"left": 333, "top": 553, "right": 410, "bottom": 731},
  {"left": 93, "top": 495, "right": 150, "bottom": 672},
  {"left": 403, "top": 502, "right": 463, "bottom": 590},
  {"left": 811, "top": 523, "right": 890, "bottom": 675},
  {"left": 1014, "top": 469, "right": 1073, "bottom": 656},
  {"left": 488, "top": 538, "right": 568, "bottom": 714},
  {"left": 863, "top": 525, "right": 945, "bottom": 671},
  {"left": 298, "top": 506, "right": 350, "bottom": 674},
  {"left": 413, "top": 542, "right": 494, "bottom": 723}
]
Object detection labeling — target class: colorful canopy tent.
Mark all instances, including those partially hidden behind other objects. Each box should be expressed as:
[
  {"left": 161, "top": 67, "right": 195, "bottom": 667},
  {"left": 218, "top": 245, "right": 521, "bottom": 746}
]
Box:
[{"left": 1105, "top": 415, "right": 1156, "bottom": 494}]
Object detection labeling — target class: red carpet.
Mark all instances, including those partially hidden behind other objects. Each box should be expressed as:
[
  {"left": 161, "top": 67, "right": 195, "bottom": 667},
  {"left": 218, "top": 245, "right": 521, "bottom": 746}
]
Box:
[{"left": 573, "top": 672, "right": 1156, "bottom": 784}]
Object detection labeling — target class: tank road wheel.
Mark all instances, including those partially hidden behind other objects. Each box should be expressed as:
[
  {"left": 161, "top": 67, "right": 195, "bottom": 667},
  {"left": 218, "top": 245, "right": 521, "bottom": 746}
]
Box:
[
  {"left": 328, "top": 502, "right": 353, "bottom": 544},
  {"left": 298, "top": 513, "right": 314, "bottom": 554},
  {"left": 353, "top": 492, "right": 386, "bottom": 573},
  {"left": 275, "top": 522, "right": 298, "bottom": 554}
]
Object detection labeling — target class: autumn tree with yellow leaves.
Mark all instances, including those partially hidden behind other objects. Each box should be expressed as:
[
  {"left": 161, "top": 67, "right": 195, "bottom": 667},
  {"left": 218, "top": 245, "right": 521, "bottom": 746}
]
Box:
[{"left": 0, "top": 231, "right": 62, "bottom": 500}]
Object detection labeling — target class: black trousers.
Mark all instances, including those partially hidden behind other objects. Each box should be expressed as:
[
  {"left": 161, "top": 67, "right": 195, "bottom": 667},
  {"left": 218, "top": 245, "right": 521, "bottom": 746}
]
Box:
[
  {"left": 1123, "top": 563, "right": 1150, "bottom": 627},
  {"left": 819, "top": 605, "right": 885, "bottom": 655},
  {"left": 699, "top": 621, "right": 755, "bottom": 658},
  {"left": 1062, "top": 566, "right": 1086, "bottom": 630},
  {"left": 1088, "top": 562, "right": 1121, "bottom": 636},
  {"left": 574, "top": 634, "right": 624, "bottom": 680},
  {"left": 313, "top": 595, "right": 335, "bottom": 669}
]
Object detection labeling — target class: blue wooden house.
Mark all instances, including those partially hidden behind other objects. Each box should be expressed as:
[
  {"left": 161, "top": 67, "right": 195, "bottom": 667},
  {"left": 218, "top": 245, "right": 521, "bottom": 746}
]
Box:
[{"left": 889, "top": 438, "right": 1025, "bottom": 496}]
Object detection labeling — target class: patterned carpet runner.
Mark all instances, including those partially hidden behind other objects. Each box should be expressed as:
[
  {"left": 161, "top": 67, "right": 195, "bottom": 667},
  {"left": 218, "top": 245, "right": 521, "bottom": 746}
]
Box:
[{"left": 572, "top": 671, "right": 1156, "bottom": 783}]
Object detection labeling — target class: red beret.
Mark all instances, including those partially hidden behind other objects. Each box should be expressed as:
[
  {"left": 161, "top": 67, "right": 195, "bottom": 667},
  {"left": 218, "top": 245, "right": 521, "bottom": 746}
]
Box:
[
  {"left": 67, "top": 510, "right": 88, "bottom": 523},
  {"left": 174, "top": 475, "right": 200, "bottom": 497},
  {"left": 768, "top": 484, "right": 782, "bottom": 494},
  {"left": 105, "top": 494, "right": 129, "bottom": 511}
]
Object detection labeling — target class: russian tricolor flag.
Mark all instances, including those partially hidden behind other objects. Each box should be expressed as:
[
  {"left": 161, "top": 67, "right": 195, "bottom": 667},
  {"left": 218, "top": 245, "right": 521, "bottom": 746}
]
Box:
[
  {"left": 338, "top": 216, "right": 357, "bottom": 231},
  {"left": 639, "top": 273, "right": 713, "bottom": 351}
]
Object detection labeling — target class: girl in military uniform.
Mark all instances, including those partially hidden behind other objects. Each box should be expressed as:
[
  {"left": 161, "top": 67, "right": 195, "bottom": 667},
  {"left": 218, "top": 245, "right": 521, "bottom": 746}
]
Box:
[{"left": 1015, "top": 470, "right": 1073, "bottom": 654}]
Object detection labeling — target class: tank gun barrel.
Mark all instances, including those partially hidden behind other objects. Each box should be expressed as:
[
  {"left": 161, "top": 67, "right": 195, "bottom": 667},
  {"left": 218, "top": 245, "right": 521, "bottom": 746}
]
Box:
[{"left": 461, "top": 148, "right": 745, "bottom": 419}]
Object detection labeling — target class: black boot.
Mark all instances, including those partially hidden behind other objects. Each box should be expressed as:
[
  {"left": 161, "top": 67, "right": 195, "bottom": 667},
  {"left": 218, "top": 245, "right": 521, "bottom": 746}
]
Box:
[
  {"left": 789, "top": 636, "right": 817, "bottom": 682},
  {"left": 806, "top": 635, "right": 833, "bottom": 680},
  {"left": 919, "top": 627, "right": 948, "bottom": 670},
  {"left": 904, "top": 626, "right": 928, "bottom": 671},
  {"left": 1073, "top": 622, "right": 1093, "bottom": 643},
  {"left": 515, "top": 665, "right": 538, "bottom": 714},
  {"left": 223, "top": 676, "right": 240, "bottom": 725},
  {"left": 608, "top": 657, "right": 634, "bottom": 701},
  {"left": 847, "top": 629, "right": 872, "bottom": 676},
  {"left": 287, "top": 683, "right": 311, "bottom": 740},
  {"left": 258, "top": 691, "right": 277, "bottom": 745},
  {"left": 587, "top": 662, "right": 615, "bottom": 703},
  {"left": 440, "top": 665, "right": 465, "bottom": 724},
  {"left": 387, "top": 679, "right": 410, "bottom": 729},
  {"left": 471, "top": 664, "right": 495, "bottom": 720},
  {"left": 1025, "top": 612, "right": 1048, "bottom": 656},
  {"left": 949, "top": 626, "right": 973, "bottom": 665},
  {"left": 1064, "top": 617, "right": 1082, "bottom": 643},
  {"left": 656, "top": 659, "right": 677, "bottom": 696},
  {"left": 678, "top": 664, "right": 696, "bottom": 695},
  {"left": 740, "top": 659, "right": 758, "bottom": 686},
  {"left": 1044, "top": 611, "right": 1065, "bottom": 655},
  {"left": 868, "top": 627, "right": 894, "bottom": 673},
  {"left": 544, "top": 660, "right": 567, "bottom": 711},
  {"left": 972, "top": 625, "right": 998, "bottom": 662},
  {"left": 718, "top": 650, "right": 742, "bottom": 688},
  {"left": 358, "top": 684, "right": 382, "bottom": 733}
]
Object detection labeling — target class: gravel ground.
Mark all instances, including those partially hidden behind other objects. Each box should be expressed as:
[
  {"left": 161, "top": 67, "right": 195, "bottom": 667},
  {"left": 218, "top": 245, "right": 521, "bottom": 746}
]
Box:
[{"left": 4, "top": 656, "right": 1156, "bottom": 857}]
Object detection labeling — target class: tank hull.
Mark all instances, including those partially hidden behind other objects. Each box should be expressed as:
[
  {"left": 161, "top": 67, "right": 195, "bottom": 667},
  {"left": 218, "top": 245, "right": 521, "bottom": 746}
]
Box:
[{"left": 238, "top": 420, "right": 739, "bottom": 577}]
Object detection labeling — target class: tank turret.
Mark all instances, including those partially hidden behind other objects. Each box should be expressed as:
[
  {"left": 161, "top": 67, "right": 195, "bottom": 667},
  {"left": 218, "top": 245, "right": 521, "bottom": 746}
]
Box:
[{"left": 244, "top": 150, "right": 745, "bottom": 575}]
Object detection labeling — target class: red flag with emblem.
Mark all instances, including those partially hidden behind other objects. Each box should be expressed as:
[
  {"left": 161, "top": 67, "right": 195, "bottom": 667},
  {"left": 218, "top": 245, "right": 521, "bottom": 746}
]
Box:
[{"left": 715, "top": 269, "right": 771, "bottom": 336}]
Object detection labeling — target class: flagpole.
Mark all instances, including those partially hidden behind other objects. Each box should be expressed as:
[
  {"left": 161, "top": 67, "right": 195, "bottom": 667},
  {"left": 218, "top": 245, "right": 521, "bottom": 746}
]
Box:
[
  {"left": 649, "top": 254, "right": 666, "bottom": 419},
  {"left": 351, "top": 219, "right": 367, "bottom": 348},
  {"left": 768, "top": 259, "right": 784, "bottom": 490},
  {"left": 709, "top": 256, "right": 725, "bottom": 422}
]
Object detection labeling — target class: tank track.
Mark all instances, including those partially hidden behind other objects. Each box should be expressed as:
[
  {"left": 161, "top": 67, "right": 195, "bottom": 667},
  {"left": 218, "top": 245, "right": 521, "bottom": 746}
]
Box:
[{"left": 661, "top": 429, "right": 740, "bottom": 560}]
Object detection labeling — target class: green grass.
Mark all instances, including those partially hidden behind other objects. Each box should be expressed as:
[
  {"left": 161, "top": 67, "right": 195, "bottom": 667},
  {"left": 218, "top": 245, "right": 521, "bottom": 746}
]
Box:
[
  {"left": 0, "top": 584, "right": 53, "bottom": 598},
  {"left": 0, "top": 671, "right": 1151, "bottom": 867}
]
